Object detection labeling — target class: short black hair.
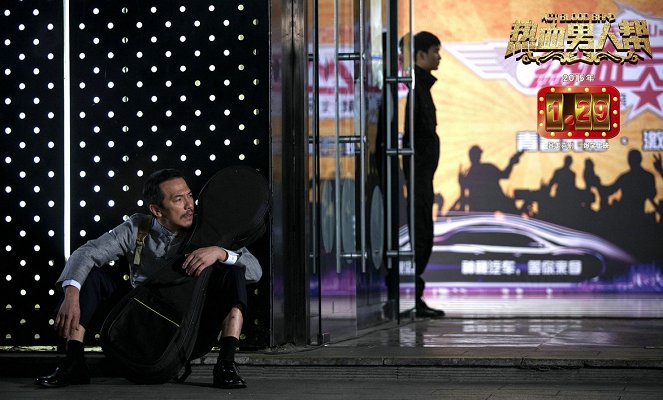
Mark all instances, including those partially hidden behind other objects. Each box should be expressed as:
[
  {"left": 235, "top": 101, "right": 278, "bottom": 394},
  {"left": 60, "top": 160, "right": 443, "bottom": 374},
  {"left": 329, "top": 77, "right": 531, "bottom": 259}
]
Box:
[
  {"left": 142, "top": 169, "right": 185, "bottom": 209},
  {"left": 414, "top": 31, "right": 440, "bottom": 55}
]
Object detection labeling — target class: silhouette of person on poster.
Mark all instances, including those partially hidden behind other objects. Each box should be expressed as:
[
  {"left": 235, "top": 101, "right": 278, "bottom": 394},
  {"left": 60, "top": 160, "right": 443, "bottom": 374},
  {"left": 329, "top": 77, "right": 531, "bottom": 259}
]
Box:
[
  {"left": 544, "top": 155, "right": 595, "bottom": 227},
  {"left": 602, "top": 150, "right": 656, "bottom": 218},
  {"left": 654, "top": 153, "right": 663, "bottom": 180},
  {"left": 600, "top": 150, "right": 658, "bottom": 258},
  {"left": 458, "top": 145, "right": 523, "bottom": 214},
  {"left": 583, "top": 158, "right": 604, "bottom": 209},
  {"left": 549, "top": 155, "right": 577, "bottom": 201}
]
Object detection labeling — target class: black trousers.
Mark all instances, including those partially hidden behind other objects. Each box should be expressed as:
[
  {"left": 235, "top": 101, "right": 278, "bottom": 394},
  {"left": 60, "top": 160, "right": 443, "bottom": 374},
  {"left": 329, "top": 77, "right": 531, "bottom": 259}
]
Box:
[
  {"left": 193, "top": 264, "right": 247, "bottom": 356},
  {"left": 404, "top": 161, "right": 436, "bottom": 301},
  {"left": 61, "top": 264, "right": 247, "bottom": 341}
]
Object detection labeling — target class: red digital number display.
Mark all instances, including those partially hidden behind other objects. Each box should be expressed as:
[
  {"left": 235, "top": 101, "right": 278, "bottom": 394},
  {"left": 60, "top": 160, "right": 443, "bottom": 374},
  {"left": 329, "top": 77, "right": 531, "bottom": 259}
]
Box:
[{"left": 537, "top": 86, "right": 620, "bottom": 139}]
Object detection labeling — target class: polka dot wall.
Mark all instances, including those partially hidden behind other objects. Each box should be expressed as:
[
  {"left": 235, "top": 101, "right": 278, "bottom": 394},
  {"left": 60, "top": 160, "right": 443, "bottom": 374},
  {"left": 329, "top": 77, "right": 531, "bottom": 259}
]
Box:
[
  {"left": 1, "top": 1, "right": 65, "bottom": 347},
  {"left": 1, "top": 0, "right": 270, "bottom": 348}
]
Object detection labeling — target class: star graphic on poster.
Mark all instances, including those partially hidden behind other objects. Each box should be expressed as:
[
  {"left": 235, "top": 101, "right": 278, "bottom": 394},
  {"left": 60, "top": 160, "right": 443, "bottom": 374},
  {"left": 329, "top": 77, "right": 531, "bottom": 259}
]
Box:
[{"left": 629, "top": 79, "right": 663, "bottom": 118}]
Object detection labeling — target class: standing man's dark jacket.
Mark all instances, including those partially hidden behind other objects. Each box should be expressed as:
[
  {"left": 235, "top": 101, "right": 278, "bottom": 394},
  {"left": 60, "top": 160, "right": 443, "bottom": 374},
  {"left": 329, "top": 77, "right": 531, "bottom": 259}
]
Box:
[
  {"left": 403, "top": 64, "right": 440, "bottom": 303},
  {"left": 404, "top": 65, "right": 440, "bottom": 172}
]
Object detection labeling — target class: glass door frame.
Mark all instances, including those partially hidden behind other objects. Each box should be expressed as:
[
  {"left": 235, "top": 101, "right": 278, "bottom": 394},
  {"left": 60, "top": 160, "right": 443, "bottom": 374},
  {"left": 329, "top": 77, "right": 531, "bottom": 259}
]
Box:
[{"left": 304, "top": 0, "right": 415, "bottom": 345}]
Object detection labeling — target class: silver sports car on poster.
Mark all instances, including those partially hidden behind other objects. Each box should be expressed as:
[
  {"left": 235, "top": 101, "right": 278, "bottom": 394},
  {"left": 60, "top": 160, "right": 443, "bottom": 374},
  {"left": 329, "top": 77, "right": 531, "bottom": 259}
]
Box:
[{"left": 400, "top": 213, "right": 635, "bottom": 285}]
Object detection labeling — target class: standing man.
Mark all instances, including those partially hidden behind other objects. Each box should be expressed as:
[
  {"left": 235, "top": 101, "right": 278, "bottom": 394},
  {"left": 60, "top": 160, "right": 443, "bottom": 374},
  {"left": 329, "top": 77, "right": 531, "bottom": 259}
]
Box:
[
  {"left": 35, "top": 169, "right": 262, "bottom": 389},
  {"left": 403, "top": 31, "right": 445, "bottom": 318}
]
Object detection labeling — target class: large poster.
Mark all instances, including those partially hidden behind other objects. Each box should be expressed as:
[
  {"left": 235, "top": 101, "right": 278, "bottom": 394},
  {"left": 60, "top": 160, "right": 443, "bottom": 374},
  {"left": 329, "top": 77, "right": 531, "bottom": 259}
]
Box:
[{"left": 409, "top": 0, "right": 663, "bottom": 293}]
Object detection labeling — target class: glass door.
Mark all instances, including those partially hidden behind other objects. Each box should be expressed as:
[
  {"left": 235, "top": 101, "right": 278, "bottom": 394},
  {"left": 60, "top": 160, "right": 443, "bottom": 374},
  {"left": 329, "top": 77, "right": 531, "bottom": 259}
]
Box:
[{"left": 306, "top": 0, "right": 414, "bottom": 343}]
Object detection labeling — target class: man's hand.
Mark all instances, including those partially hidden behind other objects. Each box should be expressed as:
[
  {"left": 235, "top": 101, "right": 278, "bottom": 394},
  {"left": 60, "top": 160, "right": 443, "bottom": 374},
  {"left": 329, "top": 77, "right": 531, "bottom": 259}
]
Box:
[
  {"left": 509, "top": 150, "right": 524, "bottom": 166},
  {"left": 182, "top": 246, "right": 228, "bottom": 277},
  {"left": 54, "top": 286, "right": 81, "bottom": 338}
]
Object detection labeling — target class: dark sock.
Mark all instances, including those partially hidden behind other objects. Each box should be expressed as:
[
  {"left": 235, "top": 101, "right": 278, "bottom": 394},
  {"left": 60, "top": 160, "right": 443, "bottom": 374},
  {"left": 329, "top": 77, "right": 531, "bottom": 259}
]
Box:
[
  {"left": 217, "top": 336, "right": 239, "bottom": 364},
  {"left": 66, "top": 340, "right": 85, "bottom": 362}
]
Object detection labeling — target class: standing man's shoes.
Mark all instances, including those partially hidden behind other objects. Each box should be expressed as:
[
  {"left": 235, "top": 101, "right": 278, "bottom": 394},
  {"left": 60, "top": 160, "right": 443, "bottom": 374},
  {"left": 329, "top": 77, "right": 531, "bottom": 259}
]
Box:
[
  {"left": 213, "top": 361, "right": 247, "bottom": 389},
  {"left": 416, "top": 299, "right": 445, "bottom": 318},
  {"left": 34, "top": 359, "right": 90, "bottom": 388},
  {"left": 416, "top": 306, "right": 441, "bottom": 318}
]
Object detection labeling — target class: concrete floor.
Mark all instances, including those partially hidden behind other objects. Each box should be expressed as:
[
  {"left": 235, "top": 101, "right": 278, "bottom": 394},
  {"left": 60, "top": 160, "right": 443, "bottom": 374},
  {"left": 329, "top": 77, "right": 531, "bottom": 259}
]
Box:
[{"left": 2, "top": 317, "right": 663, "bottom": 399}]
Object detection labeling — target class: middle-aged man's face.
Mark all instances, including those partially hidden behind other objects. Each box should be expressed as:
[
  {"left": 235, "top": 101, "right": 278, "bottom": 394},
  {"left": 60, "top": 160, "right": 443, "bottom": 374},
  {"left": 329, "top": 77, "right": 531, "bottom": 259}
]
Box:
[{"left": 153, "top": 177, "right": 194, "bottom": 232}]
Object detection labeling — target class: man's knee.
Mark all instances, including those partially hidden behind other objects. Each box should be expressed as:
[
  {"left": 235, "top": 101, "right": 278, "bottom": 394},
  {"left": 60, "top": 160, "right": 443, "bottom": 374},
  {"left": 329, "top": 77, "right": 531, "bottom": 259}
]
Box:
[
  {"left": 214, "top": 265, "right": 247, "bottom": 294},
  {"left": 228, "top": 305, "right": 243, "bottom": 318}
]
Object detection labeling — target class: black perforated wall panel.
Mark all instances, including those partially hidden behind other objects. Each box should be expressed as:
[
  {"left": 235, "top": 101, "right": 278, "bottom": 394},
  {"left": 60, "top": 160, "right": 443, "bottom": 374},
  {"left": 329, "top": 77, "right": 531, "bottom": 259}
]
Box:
[
  {"left": 1, "top": 0, "right": 270, "bottom": 349},
  {"left": 1, "top": 0, "right": 65, "bottom": 347}
]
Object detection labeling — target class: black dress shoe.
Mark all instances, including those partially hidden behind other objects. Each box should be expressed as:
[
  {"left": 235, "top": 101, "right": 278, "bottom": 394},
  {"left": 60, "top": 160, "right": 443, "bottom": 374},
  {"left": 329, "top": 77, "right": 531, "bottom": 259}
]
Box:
[
  {"left": 416, "top": 300, "right": 445, "bottom": 318},
  {"left": 35, "top": 359, "right": 90, "bottom": 388},
  {"left": 416, "top": 306, "right": 440, "bottom": 318},
  {"left": 213, "top": 361, "right": 246, "bottom": 389}
]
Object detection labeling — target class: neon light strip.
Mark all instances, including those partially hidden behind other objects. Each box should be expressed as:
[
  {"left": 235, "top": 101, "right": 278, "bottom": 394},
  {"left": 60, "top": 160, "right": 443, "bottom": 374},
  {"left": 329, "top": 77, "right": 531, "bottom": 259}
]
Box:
[{"left": 63, "top": 0, "right": 71, "bottom": 258}]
